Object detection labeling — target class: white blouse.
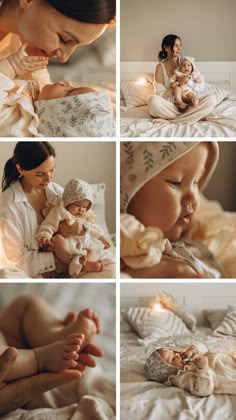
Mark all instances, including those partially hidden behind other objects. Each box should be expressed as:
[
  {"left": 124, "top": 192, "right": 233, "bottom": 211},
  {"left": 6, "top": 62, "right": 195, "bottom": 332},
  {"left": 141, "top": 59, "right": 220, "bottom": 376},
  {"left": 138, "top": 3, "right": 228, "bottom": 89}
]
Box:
[{"left": 0, "top": 180, "right": 63, "bottom": 277}]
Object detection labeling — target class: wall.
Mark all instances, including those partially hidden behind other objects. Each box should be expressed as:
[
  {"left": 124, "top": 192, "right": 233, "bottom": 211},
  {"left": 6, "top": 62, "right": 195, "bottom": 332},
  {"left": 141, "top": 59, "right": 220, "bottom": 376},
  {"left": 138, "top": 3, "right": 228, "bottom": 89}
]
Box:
[
  {"left": 121, "top": 0, "right": 236, "bottom": 61},
  {"left": 0, "top": 141, "right": 116, "bottom": 233}
]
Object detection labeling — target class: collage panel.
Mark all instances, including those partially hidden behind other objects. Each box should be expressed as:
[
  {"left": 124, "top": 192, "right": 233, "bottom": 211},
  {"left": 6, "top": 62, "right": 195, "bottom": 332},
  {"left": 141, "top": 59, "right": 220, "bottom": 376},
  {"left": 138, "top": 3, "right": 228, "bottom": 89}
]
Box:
[
  {"left": 0, "top": 141, "right": 116, "bottom": 279},
  {"left": 120, "top": 0, "right": 236, "bottom": 137},
  {"left": 0, "top": 282, "right": 116, "bottom": 417},
  {"left": 120, "top": 282, "right": 236, "bottom": 419},
  {"left": 120, "top": 140, "right": 236, "bottom": 279},
  {"left": 0, "top": 1, "right": 116, "bottom": 138}
]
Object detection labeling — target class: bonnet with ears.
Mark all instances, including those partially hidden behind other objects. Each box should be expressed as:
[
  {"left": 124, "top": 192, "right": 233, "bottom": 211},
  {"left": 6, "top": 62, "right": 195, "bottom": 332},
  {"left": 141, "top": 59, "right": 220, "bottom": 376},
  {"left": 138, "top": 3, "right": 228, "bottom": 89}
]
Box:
[
  {"left": 120, "top": 141, "right": 219, "bottom": 213},
  {"left": 144, "top": 348, "right": 179, "bottom": 382},
  {"left": 62, "top": 178, "right": 97, "bottom": 210}
]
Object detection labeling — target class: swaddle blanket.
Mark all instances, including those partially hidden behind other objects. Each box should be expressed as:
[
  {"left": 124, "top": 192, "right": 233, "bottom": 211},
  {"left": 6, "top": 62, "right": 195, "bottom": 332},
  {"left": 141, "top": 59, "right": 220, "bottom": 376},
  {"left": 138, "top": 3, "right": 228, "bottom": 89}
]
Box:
[
  {"left": 34, "top": 90, "right": 115, "bottom": 137},
  {"left": 0, "top": 72, "right": 40, "bottom": 137}
]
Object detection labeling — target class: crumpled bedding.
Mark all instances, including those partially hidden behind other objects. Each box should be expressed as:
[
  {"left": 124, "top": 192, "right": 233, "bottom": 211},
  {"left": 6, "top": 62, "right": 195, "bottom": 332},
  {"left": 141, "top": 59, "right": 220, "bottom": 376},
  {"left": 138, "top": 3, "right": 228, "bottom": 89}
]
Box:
[
  {"left": 120, "top": 325, "right": 236, "bottom": 420},
  {"left": 121, "top": 99, "right": 236, "bottom": 137}
]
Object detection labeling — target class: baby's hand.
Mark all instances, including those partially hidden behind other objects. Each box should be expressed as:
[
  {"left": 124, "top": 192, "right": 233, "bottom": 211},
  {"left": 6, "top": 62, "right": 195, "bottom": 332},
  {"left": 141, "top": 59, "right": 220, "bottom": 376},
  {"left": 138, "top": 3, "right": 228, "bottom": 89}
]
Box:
[
  {"left": 176, "top": 75, "right": 189, "bottom": 86},
  {"left": 7, "top": 43, "right": 48, "bottom": 77},
  {"left": 38, "top": 237, "right": 54, "bottom": 248},
  {"left": 181, "top": 349, "right": 194, "bottom": 360},
  {"left": 99, "top": 236, "right": 111, "bottom": 249}
]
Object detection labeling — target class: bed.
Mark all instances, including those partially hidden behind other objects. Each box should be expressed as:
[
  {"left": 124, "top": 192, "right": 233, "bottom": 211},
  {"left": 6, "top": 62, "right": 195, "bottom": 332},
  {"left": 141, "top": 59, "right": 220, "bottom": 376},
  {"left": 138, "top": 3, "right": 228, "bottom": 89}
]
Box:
[
  {"left": 120, "top": 61, "right": 236, "bottom": 137},
  {"left": 121, "top": 284, "right": 236, "bottom": 420},
  {"left": 0, "top": 282, "right": 116, "bottom": 419}
]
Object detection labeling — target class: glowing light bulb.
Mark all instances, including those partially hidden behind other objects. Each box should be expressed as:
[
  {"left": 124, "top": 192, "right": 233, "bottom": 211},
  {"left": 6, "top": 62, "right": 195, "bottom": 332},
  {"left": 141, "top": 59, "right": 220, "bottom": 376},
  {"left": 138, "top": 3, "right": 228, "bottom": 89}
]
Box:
[
  {"left": 136, "top": 77, "right": 146, "bottom": 85},
  {"left": 152, "top": 303, "right": 164, "bottom": 312}
]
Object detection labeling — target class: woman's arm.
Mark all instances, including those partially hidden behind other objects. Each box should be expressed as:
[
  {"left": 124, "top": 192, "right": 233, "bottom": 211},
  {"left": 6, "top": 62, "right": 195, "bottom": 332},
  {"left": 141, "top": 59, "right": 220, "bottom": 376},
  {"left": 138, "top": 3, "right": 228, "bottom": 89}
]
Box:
[{"left": 154, "top": 64, "right": 164, "bottom": 84}]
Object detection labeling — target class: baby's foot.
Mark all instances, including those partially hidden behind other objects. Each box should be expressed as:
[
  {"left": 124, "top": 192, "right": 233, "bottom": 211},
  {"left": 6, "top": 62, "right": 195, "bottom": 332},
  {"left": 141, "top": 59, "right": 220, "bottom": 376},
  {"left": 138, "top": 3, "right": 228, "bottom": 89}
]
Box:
[
  {"left": 176, "top": 101, "right": 188, "bottom": 112},
  {"left": 53, "top": 309, "right": 100, "bottom": 347},
  {"left": 83, "top": 260, "right": 104, "bottom": 272},
  {"left": 191, "top": 97, "right": 199, "bottom": 106},
  {"left": 35, "top": 333, "right": 85, "bottom": 373}
]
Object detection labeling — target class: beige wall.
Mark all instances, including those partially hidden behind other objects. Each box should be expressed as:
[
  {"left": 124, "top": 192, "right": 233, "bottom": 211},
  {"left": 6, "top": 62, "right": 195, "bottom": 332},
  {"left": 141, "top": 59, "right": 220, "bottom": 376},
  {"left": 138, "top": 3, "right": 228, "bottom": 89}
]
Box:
[
  {"left": 0, "top": 141, "right": 116, "bottom": 233},
  {"left": 121, "top": 0, "right": 236, "bottom": 61}
]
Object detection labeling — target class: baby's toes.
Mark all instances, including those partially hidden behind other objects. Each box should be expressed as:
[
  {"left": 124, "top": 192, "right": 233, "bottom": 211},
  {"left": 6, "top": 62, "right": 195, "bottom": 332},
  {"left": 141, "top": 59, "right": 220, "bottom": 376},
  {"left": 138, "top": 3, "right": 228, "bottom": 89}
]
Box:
[
  {"left": 63, "top": 350, "right": 79, "bottom": 361},
  {"left": 66, "top": 333, "right": 85, "bottom": 346},
  {"left": 61, "top": 359, "right": 78, "bottom": 369},
  {"left": 79, "top": 308, "right": 93, "bottom": 320}
]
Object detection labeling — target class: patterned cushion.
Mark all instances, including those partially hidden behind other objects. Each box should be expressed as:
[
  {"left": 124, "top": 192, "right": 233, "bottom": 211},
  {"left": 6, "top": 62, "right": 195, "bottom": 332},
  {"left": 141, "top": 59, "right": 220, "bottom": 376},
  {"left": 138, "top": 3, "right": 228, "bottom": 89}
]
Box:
[
  {"left": 214, "top": 310, "right": 236, "bottom": 336},
  {"left": 126, "top": 307, "right": 189, "bottom": 339},
  {"left": 204, "top": 305, "right": 236, "bottom": 330},
  {"left": 120, "top": 80, "right": 154, "bottom": 109}
]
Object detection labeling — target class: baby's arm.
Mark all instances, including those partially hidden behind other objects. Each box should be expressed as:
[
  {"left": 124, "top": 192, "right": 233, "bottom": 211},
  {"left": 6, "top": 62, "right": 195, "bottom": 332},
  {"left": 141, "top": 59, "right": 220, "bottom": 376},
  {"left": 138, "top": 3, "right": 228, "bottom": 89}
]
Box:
[
  {"left": 169, "top": 366, "right": 214, "bottom": 397},
  {"left": 36, "top": 206, "right": 64, "bottom": 247},
  {"left": 1, "top": 44, "right": 48, "bottom": 79}
]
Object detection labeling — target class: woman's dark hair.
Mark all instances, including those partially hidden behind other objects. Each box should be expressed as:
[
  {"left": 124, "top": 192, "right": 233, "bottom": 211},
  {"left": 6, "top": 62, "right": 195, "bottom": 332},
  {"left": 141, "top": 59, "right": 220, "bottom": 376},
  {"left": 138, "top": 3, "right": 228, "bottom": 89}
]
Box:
[
  {"left": 158, "top": 34, "right": 181, "bottom": 61},
  {"left": 47, "top": 0, "right": 116, "bottom": 24},
  {"left": 2, "top": 142, "right": 55, "bottom": 192}
]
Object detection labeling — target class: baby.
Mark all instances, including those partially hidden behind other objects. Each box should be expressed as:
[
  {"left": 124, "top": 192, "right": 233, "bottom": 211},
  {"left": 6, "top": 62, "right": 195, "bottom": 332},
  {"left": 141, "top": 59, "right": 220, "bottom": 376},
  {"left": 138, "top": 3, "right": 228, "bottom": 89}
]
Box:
[
  {"left": 120, "top": 141, "right": 222, "bottom": 278},
  {"left": 0, "top": 294, "right": 103, "bottom": 382},
  {"left": 144, "top": 342, "right": 236, "bottom": 397},
  {"left": 169, "top": 56, "right": 204, "bottom": 111},
  {"left": 36, "top": 178, "right": 110, "bottom": 278}
]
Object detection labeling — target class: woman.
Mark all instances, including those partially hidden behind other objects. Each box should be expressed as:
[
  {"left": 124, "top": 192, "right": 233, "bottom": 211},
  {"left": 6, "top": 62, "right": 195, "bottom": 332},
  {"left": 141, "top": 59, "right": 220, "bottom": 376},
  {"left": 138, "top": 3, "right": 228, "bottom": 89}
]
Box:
[
  {"left": 0, "top": 0, "right": 116, "bottom": 85},
  {"left": 147, "top": 34, "right": 217, "bottom": 124},
  {"left": 0, "top": 142, "right": 115, "bottom": 278}
]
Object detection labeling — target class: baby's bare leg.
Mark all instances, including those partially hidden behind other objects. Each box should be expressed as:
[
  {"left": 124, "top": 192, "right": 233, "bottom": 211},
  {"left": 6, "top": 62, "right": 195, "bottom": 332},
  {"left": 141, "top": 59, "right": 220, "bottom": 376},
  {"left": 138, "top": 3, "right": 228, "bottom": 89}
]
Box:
[
  {"left": 0, "top": 295, "right": 100, "bottom": 350},
  {"left": 185, "top": 92, "right": 199, "bottom": 106},
  {"left": 174, "top": 86, "right": 188, "bottom": 109},
  {"left": 52, "top": 234, "right": 71, "bottom": 265},
  {"left": 83, "top": 249, "right": 104, "bottom": 272},
  {"left": 0, "top": 333, "right": 84, "bottom": 382}
]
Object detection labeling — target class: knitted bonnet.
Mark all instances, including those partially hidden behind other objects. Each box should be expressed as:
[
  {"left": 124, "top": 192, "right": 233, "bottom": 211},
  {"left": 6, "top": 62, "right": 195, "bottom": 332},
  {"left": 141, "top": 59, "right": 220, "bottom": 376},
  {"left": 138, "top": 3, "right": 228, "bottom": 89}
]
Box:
[
  {"left": 120, "top": 141, "right": 219, "bottom": 213},
  {"left": 144, "top": 348, "right": 179, "bottom": 382},
  {"left": 62, "top": 178, "right": 96, "bottom": 210}
]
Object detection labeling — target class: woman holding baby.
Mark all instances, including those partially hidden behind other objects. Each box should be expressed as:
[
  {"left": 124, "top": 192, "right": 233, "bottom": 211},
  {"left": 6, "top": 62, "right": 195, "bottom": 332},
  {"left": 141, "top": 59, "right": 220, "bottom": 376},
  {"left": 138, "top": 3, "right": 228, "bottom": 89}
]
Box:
[
  {"left": 148, "top": 34, "right": 217, "bottom": 123},
  {"left": 0, "top": 141, "right": 115, "bottom": 278}
]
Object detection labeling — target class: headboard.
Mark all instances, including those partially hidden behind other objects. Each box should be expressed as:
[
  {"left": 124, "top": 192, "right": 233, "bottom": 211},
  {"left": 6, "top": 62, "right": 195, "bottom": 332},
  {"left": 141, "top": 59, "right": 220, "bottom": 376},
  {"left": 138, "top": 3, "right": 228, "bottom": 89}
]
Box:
[
  {"left": 120, "top": 283, "right": 236, "bottom": 326},
  {"left": 120, "top": 61, "right": 236, "bottom": 89}
]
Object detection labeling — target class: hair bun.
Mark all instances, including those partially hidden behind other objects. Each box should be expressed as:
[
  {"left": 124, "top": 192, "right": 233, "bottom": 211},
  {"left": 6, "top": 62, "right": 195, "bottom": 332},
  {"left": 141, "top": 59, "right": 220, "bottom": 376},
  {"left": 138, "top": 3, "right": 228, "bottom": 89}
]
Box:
[{"left": 158, "top": 50, "right": 167, "bottom": 60}]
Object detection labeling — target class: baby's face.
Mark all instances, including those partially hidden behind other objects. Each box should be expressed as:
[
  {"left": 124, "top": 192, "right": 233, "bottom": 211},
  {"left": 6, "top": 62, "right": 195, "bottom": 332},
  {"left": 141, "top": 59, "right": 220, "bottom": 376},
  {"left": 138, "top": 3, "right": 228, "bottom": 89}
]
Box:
[
  {"left": 67, "top": 199, "right": 90, "bottom": 217},
  {"left": 180, "top": 59, "right": 192, "bottom": 74},
  {"left": 158, "top": 349, "right": 184, "bottom": 368},
  {"left": 128, "top": 143, "right": 209, "bottom": 241},
  {"left": 37, "top": 82, "right": 96, "bottom": 100}
]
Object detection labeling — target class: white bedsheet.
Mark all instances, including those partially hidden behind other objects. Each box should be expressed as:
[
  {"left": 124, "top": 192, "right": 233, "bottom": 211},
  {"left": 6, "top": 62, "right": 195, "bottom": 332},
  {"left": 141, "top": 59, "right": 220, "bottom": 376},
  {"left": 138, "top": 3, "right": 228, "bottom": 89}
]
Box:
[
  {"left": 121, "top": 323, "right": 236, "bottom": 420},
  {"left": 0, "top": 283, "right": 116, "bottom": 419},
  {"left": 120, "top": 98, "right": 236, "bottom": 137}
]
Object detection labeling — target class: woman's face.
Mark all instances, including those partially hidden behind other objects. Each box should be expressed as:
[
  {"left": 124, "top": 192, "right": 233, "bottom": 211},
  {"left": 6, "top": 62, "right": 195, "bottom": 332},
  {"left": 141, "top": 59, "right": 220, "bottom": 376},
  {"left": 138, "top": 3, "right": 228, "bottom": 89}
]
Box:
[
  {"left": 18, "top": 1, "right": 107, "bottom": 62},
  {"left": 165, "top": 38, "right": 182, "bottom": 59},
  {"left": 18, "top": 156, "right": 56, "bottom": 190}
]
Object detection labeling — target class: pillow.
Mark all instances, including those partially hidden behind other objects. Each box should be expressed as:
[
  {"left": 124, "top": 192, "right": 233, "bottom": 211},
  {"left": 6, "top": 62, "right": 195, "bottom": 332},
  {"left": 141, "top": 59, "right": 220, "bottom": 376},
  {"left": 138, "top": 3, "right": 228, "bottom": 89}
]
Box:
[
  {"left": 126, "top": 307, "right": 189, "bottom": 339},
  {"left": 204, "top": 305, "right": 236, "bottom": 330},
  {"left": 201, "top": 82, "right": 229, "bottom": 105},
  {"left": 34, "top": 91, "right": 115, "bottom": 137},
  {"left": 154, "top": 291, "right": 196, "bottom": 331},
  {"left": 145, "top": 73, "right": 154, "bottom": 83},
  {"left": 120, "top": 80, "right": 154, "bottom": 109},
  {"left": 213, "top": 310, "right": 236, "bottom": 336}
]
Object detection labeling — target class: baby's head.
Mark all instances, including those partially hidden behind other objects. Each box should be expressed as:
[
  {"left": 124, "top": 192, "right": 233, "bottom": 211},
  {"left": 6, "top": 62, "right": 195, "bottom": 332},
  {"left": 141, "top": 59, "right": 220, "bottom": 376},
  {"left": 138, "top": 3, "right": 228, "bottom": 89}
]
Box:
[
  {"left": 180, "top": 56, "right": 195, "bottom": 74},
  {"left": 144, "top": 347, "right": 183, "bottom": 382},
  {"left": 121, "top": 142, "right": 219, "bottom": 241},
  {"left": 62, "top": 178, "right": 95, "bottom": 216},
  {"left": 37, "top": 82, "right": 97, "bottom": 100}
]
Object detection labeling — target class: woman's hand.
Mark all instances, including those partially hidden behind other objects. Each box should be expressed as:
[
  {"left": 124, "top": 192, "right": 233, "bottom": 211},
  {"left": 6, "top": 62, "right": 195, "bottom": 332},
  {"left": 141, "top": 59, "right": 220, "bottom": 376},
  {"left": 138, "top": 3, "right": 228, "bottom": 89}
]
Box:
[
  {"left": 7, "top": 44, "right": 48, "bottom": 77},
  {"left": 58, "top": 220, "right": 82, "bottom": 238},
  {"left": 0, "top": 347, "right": 82, "bottom": 416}
]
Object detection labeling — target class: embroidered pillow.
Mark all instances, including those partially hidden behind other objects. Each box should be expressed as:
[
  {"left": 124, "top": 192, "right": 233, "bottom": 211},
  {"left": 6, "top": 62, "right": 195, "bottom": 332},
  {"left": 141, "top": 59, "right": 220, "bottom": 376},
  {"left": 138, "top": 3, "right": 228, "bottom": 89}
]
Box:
[
  {"left": 120, "top": 80, "right": 154, "bottom": 109},
  {"left": 126, "top": 307, "right": 189, "bottom": 339},
  {"left": 154, "top": 291, "right": 196, "bottom": 331},
  {"left": 213, "top": 310, "right": 236, "bottom": 336}
]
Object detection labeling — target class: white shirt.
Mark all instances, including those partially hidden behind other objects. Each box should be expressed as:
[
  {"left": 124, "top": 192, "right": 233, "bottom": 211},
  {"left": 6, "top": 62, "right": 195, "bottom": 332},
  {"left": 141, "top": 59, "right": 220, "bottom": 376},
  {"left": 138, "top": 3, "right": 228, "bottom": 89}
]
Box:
[{"left": 0, "top": 180, "right": 63, "bottom": 277}]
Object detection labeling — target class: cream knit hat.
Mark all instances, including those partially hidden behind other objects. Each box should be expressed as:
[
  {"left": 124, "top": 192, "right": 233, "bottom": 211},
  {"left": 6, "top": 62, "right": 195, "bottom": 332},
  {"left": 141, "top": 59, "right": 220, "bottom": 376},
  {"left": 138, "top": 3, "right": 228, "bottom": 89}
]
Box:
[
  {"left": 120, "top": 141, "right": 219, "bottom": 213},
  {"left": 62, "top": 178, "right": 96, "bottom": 210}
]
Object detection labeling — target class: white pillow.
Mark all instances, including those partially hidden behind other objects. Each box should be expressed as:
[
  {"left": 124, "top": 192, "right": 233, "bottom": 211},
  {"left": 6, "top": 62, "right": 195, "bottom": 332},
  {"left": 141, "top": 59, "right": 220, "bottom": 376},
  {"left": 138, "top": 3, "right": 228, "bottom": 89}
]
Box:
[
  {"left": 155, "top": 291, "right": 196, "bottom": 331},
  {"left": 126, "top": 307, "right": 189, "bottom": 339},
  {"left": 34, "top": 91, "right": 115, "bottom": 137},
  {"left": 204, "top": 305, "right": 236, "bottom": 330},
  {"left": 213, "top": 310, "right": 236, "bottom": 336},
  {"left": 201, "top": 82, "right": 229, "bottom": 105},
  {"left": 120, "top": 80, "right": 154, "bottom": 109}
]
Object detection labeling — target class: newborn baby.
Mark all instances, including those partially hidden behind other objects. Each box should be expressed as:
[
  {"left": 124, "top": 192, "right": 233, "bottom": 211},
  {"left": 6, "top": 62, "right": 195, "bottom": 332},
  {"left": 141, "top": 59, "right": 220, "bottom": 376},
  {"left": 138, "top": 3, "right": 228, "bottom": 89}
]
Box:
[{"left": 29, "top": 80, "right": 97, "bottom": 100}]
